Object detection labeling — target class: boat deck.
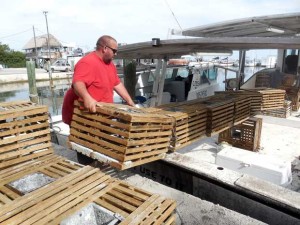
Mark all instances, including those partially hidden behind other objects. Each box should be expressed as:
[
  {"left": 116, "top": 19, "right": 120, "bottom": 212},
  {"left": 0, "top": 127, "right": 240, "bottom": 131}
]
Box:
[
  {"left": 174, "top": 111, "right": 300, "bottom": 192},
  {"left": 52, "top": 109, "right": 300, "bottom": 224}
]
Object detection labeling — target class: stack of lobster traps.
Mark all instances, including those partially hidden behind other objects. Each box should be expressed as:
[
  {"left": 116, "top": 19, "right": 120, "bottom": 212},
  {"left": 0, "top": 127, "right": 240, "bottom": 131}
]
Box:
[
  {"left": 69, "top": 101, "right": 174, "bottom": 170},
  {"left": 0, "top": 101, "right": 177, "bottom": 224},
  {"left": 147, "top": 104, "right": 207, "bottom": 151}
]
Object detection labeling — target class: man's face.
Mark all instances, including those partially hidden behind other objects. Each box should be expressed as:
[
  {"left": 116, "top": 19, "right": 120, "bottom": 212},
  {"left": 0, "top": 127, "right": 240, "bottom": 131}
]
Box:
[{"left": 103, "top": 40, "right": 118, "bottom": 64}]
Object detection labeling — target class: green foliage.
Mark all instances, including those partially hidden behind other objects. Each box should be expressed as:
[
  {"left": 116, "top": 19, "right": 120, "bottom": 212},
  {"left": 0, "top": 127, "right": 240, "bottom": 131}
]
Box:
[{"left": 0, "top": 42, "right": 26, "bottom": 68}]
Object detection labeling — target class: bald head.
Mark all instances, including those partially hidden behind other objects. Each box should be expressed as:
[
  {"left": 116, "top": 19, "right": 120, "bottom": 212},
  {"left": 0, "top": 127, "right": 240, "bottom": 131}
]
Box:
[{"left": 96, "top": 35, "right": 117, "bottom": 50}]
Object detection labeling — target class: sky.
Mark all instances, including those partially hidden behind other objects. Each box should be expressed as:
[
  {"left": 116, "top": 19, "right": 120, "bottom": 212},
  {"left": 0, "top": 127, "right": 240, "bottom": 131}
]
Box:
[{"left": 0, "top": 0, "right": 300, "bottom": 56}]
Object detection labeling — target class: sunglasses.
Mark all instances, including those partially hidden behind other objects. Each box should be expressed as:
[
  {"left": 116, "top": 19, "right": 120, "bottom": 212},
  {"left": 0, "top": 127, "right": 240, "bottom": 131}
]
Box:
[{"left": 105, "top": 45, "right": 118, "bottom": 54}]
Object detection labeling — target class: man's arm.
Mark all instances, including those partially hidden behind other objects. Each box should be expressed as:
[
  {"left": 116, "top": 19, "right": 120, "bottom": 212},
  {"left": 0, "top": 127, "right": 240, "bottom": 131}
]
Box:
[
  {"left": 73, "top": 81, "right": 97, "bottom": 112},
  {"left": 114, "top": 83, "right": 135, "bottom": 106}
]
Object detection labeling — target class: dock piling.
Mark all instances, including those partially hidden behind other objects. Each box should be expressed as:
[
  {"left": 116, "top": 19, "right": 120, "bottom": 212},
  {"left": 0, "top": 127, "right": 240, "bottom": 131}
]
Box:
[{"left": 26, "top": 61, "right": 39, "bottom": 104}]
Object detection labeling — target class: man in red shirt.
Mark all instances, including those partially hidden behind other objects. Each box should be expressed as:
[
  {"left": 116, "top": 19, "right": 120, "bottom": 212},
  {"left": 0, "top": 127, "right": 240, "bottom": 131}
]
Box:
[{"left": 62, "top": 35, "right": 135, "bottom": 125}]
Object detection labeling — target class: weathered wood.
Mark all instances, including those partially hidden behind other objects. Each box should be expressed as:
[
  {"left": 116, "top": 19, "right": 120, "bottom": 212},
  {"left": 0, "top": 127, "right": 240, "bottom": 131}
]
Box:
[
  {"left": 0, "top": 101, "right": 54, "bottom": 169},
  {"left": 156, "top": 105, "right": 207, "bottom": 151},
  {"left": 0, "top": 166, "right": 176, "bottom": 225},
  {"left": 0, "top": 101, "right": 177, "bottom": 224},
  {"left": 26, "top": 61, "right": 39, "bottom": 104},
  {"left": 218, "top": 117, "right": 262, "bottom": 151},
  {"left": 261, "top": 100, "right": 291, "bottom": 118},
  {"left": 69, "top": 101, "right": 173, "bottom": 169},
  {"left": 215, "top": 88, "right": 285, "bottom": 115}
]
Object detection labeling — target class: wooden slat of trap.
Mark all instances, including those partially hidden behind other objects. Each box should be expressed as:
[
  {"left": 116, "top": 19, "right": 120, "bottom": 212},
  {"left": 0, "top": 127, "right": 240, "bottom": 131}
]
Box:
[
  {"left": 0, "top": 154, "right": 63, "bottom": 184},
  {"left": 261, "top": 101, "right": 291, "bottom": 118},
  {"left": 73, "top": 114, "right": 172, "bottom": 143},
  {"left": 70, "top": 137, "right": 167, "bottom": 170},
  {"left": 70, "top": 103, "right": 173, "bottom": 169},
  {"left": 0, "top": 103, "right": 54, "bottom": 170},
  {"left": 0, "top": 148, "right": 53, "bottom": 171},
  {"left": 26, "top": 174, "right": 116, "bottom": 225},
  {"left": 0, "top": 138, "right": 51, "bottom": 161},
  {"left": 0, "top": 166, "right": 175, "bottom": 225},
  {"left": 109, "top": 153, "right": 166, "bottom": 170},
  {"left": 0, "top": 114, "right": 49, "bottom": 137},
  {"left": 0, "top": 167, "right": 101, "bottom": 218},
  {"left": 74, "top": 101, "right": 173, "bottom": 124},
  {"left": 0, "top": 156, "right": 83, "bottom": 203},
  {"left": 0, "top": 155, "right": 77, "bottom": 186},
  {"left": 96, "top": 105, "right": 173, "bottom": 124},
  {"left": 0, "top": 100, "right": 35, "bottom": 109},
  {"left": 0, "top": 128, "right": 50, "bottom": 147},
  {"left": 0, "top": 167, "right": 109, "bottom": 224},
  {"left": 0, "top": 186, "right": 19, "bottom": 202},
  {"left": 125, "top": 142, "right": 170, "bottom": 154},
  {"left": 119, "top": 195, "right": 176, "bottom": 225},
  {"left": 0, "top": 106, "right": 49, "bottom": 121},
  {"left": 0, "top": 153, "right": 55, "bottom": 178},
  {"left": 72, "top": 109, "right": 172, "bottom": 147},
  {"left": 70, "top": 134, "right": 125, "bottom": 161},
  {"left": 140, "top": 199, "right": 176, "bottom": 225},
  {"left": 156, "top": 105, "right": 207, "bottom": 151},
  {"left": 73, "top": 107, "right": 174, "bottom": 135}
]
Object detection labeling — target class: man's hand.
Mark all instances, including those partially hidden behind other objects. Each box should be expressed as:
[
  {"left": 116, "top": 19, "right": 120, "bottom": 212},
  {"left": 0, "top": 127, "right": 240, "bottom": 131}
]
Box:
[
  {"left": 83, "top": 95, "right": 97, "bottom": 113},
  {"left": 73, "top": 81, "right": 97, "bottom": 113}
]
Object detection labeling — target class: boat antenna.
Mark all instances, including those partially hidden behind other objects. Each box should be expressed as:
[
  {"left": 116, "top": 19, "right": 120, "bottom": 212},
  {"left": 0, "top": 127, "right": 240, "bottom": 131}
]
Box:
[{"left": 164, "top": 0, "right": 183, "bottom": 32}]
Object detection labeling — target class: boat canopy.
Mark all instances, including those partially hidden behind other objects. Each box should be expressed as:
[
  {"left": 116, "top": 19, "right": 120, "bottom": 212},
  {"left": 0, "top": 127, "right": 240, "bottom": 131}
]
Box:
[
  {"left": 116, "top": 13, "right": 300, "bottom": 59},
  {"left": 116, "top": 37, "right": 300, "bottom": 59},
  {"left": 171, "top": 12, "right": 300, "bottom": 38}
]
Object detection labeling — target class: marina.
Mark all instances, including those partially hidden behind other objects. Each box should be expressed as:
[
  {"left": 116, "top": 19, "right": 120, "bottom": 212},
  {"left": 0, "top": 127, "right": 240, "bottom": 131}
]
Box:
[{"left": 0, "top": 12, "right": 300, "bottom": 225}]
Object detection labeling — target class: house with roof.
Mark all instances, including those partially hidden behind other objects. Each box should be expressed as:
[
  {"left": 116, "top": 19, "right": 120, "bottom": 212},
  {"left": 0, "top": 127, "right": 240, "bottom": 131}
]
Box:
[{"left": 23, "top": 34, "right": 63, "bottom": 67}]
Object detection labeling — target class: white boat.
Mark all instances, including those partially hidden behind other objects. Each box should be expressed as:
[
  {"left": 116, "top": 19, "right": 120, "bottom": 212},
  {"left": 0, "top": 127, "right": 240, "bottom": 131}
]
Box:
[
  {"left": 48, "top": 12, "right": 300, "bottom": 225},
  {"left": 112, "top": 13, "right": 300, "bottom": 225}
]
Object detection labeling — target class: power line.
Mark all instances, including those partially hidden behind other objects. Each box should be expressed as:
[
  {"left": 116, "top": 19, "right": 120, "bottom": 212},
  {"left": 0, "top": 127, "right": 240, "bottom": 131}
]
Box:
[
  {"left": 0, "top": 29, "right": 32, "bottom": 40},
  {"left": 35, "top": 28, "right": 46, "bottom": 35},
  {"left": 164, "top": 0, "right": 183, "bottom": 32}
]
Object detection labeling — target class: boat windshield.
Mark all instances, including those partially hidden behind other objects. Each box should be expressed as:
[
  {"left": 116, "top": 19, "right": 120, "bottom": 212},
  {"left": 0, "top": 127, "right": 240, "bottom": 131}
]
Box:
[{"left": 147, "top": 66, "right": 218, "bottom": 83}]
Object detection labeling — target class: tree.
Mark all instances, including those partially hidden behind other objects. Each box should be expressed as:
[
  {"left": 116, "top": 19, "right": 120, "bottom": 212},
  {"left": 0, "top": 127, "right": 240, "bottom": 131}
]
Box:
[{"left": 0, "top": 42, "right": 26, "bottom": 68}]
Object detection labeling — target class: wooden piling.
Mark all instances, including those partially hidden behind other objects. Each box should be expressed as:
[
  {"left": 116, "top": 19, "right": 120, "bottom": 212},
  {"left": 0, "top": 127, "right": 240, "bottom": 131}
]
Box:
[
  {"left": 26, "top": 61, "right": 39, "bottom": 104},
  {"left": 123, "top": 60, "right": 137, "bottom": 100}
]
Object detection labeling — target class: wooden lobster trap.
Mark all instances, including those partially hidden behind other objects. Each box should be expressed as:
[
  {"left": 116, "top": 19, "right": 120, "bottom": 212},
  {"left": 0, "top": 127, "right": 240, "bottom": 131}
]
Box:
[
  {"left": 280, "top": 86, "right": 300, "bottom": 111},
  {"left": 0, "top": 101, "right": 84, "bottom": 205},
  {"left": 0, "top": 100, "right": 53, "bottom": 170},
  {"left": 218, "top": 117, "right": 262, "bottom": 152},
  {"left": 0, "top": 101, "right": 177, "bottom": 224},
  {"left": 157, "top": 105, "right": 207, "bottom": 151},
  {"left": 255, "top": 89, "right": 286, "bottom": 110},
  {"left": 0, "top": 166, "right": 176, "bottom": 225},
  {"left": 183, "top": 97, "right": 235, "bottom": 136},
  {"left": 69, "top": 101, "right": 174, "bottom": 170},
  {"left": 216, "top": 89, "right": 286, "bottom": 115},
  {"left": 158, "top": 96, "right": 235, "bottom": 137},
  {"left": 261, "top": 100, "right": 291, "bottom": 118},
  {"left": 209, "top": 94, "right": 251, "bottom": 125}
]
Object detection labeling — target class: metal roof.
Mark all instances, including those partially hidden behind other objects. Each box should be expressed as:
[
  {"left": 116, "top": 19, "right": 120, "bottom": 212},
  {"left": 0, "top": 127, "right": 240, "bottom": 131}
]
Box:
[
  {"left": 171, "top": 12, "right": 300, "bottom": 38},
  {"left": 116, "top": 37, "right": 300, "bottom": 59},
  {"left": 116, "top": 13, "right": 300, "bottom": 59}
]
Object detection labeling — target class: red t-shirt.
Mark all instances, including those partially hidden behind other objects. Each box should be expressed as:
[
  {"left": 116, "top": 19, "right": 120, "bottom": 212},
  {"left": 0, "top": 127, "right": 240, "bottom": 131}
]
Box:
[{"left": 62, "top": 52, "right": 120, "bottom": 125}]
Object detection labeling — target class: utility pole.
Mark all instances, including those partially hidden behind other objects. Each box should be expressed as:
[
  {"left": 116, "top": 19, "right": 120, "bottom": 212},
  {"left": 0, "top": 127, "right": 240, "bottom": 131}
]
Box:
[
  {"left": 43, "top": 11, "right": 57, "bottom": 114},
  {"left": 43, "top": 11, "right": 51, "bottom": 63},
  {"left": 32, "top": 26, "right": 38, "bottom": 68}
]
